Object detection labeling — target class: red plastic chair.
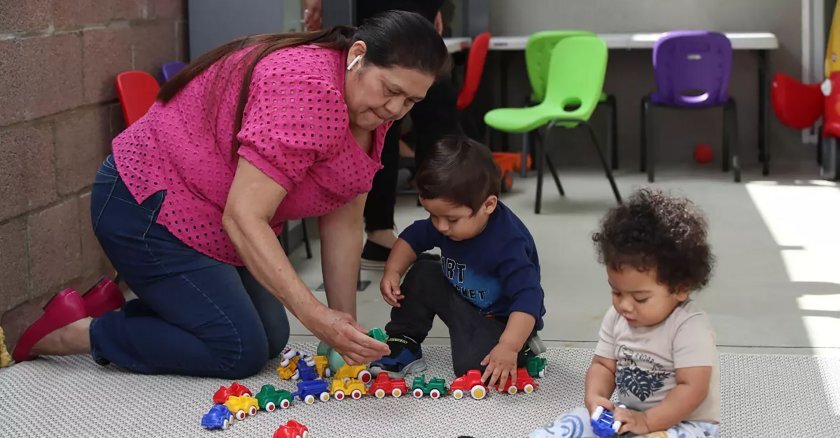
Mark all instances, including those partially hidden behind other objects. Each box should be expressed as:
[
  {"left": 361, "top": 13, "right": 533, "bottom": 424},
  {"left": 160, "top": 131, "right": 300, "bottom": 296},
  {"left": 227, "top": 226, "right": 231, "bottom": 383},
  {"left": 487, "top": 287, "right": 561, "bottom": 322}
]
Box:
[
  {"left": 456, "top": 32, "right": 491, "bottom": 110},
  {"left": 115, "top": 71, "right": 160, "bottom": 126},
  {"left": 771, "top": 72, "right": 823, "bottom": 130}
]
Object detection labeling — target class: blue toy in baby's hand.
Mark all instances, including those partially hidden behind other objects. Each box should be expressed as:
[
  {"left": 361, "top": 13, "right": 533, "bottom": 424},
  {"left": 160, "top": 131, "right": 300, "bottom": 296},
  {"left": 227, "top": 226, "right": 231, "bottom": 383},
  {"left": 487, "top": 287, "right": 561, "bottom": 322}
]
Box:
[{"left": 590, "top": 405, "right": 623, "bottom": 438}]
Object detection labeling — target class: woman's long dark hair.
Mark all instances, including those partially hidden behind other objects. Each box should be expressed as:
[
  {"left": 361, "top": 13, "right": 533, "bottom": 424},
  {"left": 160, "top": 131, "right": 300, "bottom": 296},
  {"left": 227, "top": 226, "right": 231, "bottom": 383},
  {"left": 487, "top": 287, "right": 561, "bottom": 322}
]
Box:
[{"left": 158, "top": 10, "right": 449, "bottom": 149}]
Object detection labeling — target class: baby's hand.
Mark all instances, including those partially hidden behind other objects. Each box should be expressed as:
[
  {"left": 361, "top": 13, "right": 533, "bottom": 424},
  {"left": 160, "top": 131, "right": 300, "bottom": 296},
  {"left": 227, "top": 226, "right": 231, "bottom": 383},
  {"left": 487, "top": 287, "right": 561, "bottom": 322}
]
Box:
[
  {"left": 379, "top": 271, "right": 404, "bottom": 307},
  {"left": 480, "top": 342, "right": 518, "bottom": 389},
  {"left": 584, "top": 395, "right": 614, "bottom": 418},
  {"left": 613, "top": 406, "right": 650, "bottom": 435}
]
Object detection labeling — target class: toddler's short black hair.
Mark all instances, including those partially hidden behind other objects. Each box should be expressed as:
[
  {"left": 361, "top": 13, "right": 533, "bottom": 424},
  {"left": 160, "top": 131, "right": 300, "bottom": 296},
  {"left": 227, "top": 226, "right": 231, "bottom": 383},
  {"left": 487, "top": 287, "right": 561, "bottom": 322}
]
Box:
[
  {"left": 415, "top": 136, "right": 500, "bottom": 213},
  {"left": 592, "top": 188, "right": 714, "bottom": 293}
]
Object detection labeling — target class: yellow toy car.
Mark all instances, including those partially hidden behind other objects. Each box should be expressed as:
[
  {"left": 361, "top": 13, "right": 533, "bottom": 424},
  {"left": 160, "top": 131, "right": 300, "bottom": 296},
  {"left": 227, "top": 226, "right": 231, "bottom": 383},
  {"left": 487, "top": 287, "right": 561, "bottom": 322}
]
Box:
[
  {"left": 334, "top": 364, "right": 371, "bottom": 384},
  {"left": 330, "top": 377, "right": 367, "bottom": 400},
  {"left": 313, "top": 355, "right": 331, "bottom": 378},
  {"left": 276, "top": 348, "right": 302, "bottom": 380},
  {"left": 224, "top": 395, "right": 259, "bottom": 420}
]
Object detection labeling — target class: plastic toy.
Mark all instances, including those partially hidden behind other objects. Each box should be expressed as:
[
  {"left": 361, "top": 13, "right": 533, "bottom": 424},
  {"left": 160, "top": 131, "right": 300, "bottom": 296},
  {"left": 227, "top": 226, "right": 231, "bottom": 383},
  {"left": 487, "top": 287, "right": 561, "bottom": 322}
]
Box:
[
  {"left": 495, "top": 368, "right": 537, "bottom": 394},
  {"left": 255, "top": 384, "right": 294, "bottom": 411},
  {"left": 201, "top": 405, "right": 233, "bottom": 430},
  {"left": 277, "top": 348, "right": 302, "bottom": 380},
  {"left": 410, "top": 374, "right": 449, "bottom": 399},
  {"left": 318, "top": 327, "right": 387, "bottom": 373},
  {"left": 450, "top": 369, "right": 488, "bottom": 400},
  {"left": 296, "top": 356, "right": 319, "bottom": 381},
  {"left": 292, "top": 379, "right": 331, "bottom": 405},
  {"left": 693, "top": 144, "right": 714, "bottom": 164},
  {"left": 330, "top": 377, "right": 367, "bottom": 400},
  {"left": 335, "top": 364, "right": 372, "bottom": 384},
  {"left": 368, "top": 327, "right": 387, "bottom": 342},
  {"left": 212, "top": 382, "right": 252, "bottom": 404},
  {"left": 313, "top": 355, "right": 331, "bottom": 378},
  {"left": 273, "top": 419, "right": 309, "bottom": 438},
  {"left": 368, "top": 373, "right": 408, "bottom": 398},
  {"left": 224, "top": 395, "right": 259, "bottom": 420},
  {"left": 525, "top": 355, "right": 548, "bottom": 378},
  {"left": 492, "top": 152, "right": 524, "bottom": 193},
  {"left": 590, "top": 405, "right": 624, "bottom": 438}
]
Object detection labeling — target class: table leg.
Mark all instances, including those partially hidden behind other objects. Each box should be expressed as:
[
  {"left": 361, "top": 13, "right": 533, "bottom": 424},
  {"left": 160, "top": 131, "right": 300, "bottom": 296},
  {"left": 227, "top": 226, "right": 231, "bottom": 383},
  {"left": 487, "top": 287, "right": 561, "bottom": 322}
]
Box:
[{"left": 758, "top": 50, "right": 769, "bottom": 175}]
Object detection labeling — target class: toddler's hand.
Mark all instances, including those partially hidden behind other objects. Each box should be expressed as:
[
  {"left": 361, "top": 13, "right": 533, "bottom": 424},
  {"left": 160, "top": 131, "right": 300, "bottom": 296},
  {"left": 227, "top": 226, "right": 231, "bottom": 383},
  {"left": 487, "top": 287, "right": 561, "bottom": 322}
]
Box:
[
  {"left": 614, "top": 406, "right": 650, "bottom": 435},
  {"left": 585, "top": 395, "right": 614, "bottom": 418},
  {"left": 480, "top": 342, "right": 518, "bottom": 389},
  {"left": 379, "top": 271, "right": 404, "bottom": 307}
]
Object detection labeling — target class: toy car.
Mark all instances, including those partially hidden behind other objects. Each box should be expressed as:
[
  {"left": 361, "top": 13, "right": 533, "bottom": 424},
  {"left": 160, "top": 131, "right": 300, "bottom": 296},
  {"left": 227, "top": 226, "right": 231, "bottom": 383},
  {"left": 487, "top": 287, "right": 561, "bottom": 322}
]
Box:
[
  {"left": 410, "top": 374, "right": 449, "bottom": 399},
  {"left": 277, "top": 348, "right": 302, "bottom": 380},
  {"left": 292, "top": 379, "right": 331, "bottom": 405},
  {"left": 330, "top": 377, "right": 367, "bottom": 400},
  {"left": 224, "top": 395, "right": 259, "bottom": 420},
  {"left": 255, "top": 384, "right": 294, "bottom": 411},
  {"left": 590, "top": 405, "right": 623, "bottom": 438},
  {"left": 368, "top": 373, "right": 408, "bottom": 398},
  {"left": 368, "top": 327, "right": 387, "bottom": 342},
  {"left": 201, "top": 405, "right": 233, "bottom": 430},
  {"left": 450, "top": 369, "right": 488, "bottom": 400},
  {"left": 335, "top": 364, "right": 372, "bottom": 384},
  {"left": 526, "top": 355, "right": 548, "bottom": 378},
  {"left": 273, "top": 419, "right": 309, "bottom": 438},
  {"left": 495, "top": 368, "right": 538, "bottom": 394},
  {"left": 212, "top": 381, "right": 252, "bottom": 404},
  {"left": 296, "top": 356, "right": 319, "bottom": 381},
  {"left": 312, "top": 355, "right": 331, "bottom": 378}
]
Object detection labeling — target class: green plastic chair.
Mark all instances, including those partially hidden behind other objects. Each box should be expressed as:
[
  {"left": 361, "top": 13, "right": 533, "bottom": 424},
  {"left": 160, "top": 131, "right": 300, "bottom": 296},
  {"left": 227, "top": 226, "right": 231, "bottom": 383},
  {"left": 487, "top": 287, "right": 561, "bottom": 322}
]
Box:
[
  {"left": 524, "top": 31, "right": 619, "bottom": 174},
  {"left": 484, "top": 36, "right": 622, "bottom": 213}
]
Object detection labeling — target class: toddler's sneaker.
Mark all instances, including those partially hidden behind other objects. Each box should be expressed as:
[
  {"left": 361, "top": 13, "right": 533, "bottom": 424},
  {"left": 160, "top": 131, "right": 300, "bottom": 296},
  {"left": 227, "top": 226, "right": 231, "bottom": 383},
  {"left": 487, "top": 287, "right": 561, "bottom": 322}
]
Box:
[{"left": 369, "top": 334, "right": 426, "bottom": 378}]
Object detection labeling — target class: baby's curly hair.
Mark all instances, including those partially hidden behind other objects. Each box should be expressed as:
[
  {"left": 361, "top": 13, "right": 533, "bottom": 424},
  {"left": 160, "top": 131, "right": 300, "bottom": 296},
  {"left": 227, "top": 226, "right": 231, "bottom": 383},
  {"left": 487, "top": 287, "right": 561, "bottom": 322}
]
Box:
[{"left": 592, "top": 188, "right": 714, "bottom": 293}]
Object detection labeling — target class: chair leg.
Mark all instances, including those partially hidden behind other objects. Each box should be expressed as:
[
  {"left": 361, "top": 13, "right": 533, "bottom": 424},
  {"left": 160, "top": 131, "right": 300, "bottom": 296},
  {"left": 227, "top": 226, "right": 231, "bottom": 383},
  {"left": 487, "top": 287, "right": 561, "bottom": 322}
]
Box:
[
  {"left": 640, "top": 97, "right": 647, "bottom": 173},
  {"left": 817, "top": 124, "right": 823, "bottom": 166},
  {"left": 521, "top": 132, "right": 530, "bottom": 177},
  {"left": 301, "top": 218, "right": 313, "bottom": 259},
  {"left": 544, "top": 153, "right": 565, "bottom": 196},
  {"left": 643, "top": 98, "right": 655, "bottom": 183},
  {"left": 726, "top": 99, "right": 741, "bottom": 182},
  {"left": 722, "top": 104, "right": 731, "bottom": 173},
  {"left": 584, "top": 121, "right": 622, "bottom": 204},
  {"left": 535, "top": 125, "right": 551, "bottom": 214},
  {"left": 607, "top": 94, "right": 619, "bottom": 170}
]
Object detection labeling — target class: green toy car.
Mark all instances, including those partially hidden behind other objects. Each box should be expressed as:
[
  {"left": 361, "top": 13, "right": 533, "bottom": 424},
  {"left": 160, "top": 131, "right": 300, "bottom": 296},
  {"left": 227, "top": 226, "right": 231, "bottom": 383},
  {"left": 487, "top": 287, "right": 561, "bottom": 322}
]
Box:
[
  {"left": 526, "top": 355, "right": 547, "bottom": 378},
  {"left": 410, "top": 374, "right": 449, "bottom": 399},
  {"left": 255, "top": 384, "right": 294, "bottom": 411}
]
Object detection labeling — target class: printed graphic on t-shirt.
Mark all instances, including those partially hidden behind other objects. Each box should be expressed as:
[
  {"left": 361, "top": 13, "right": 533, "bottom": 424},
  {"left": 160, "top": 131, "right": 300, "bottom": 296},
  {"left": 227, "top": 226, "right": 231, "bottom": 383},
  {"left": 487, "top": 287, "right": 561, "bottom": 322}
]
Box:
[
  {"left": 439, "top": 255, "right": 501, "bottom": 309},
  {"left": 615, "top": 345, "right": 673, "bottom": 402}
]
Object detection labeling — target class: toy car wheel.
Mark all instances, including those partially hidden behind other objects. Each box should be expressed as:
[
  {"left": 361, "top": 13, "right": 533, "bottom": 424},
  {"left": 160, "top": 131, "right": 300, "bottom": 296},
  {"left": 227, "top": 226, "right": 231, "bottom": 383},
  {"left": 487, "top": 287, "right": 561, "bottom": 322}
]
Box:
[
  {"left": 283, "top": 348, "right": 298, "bottom": 360},
  {"left": 280, "top": 357, "right": 290, "bottom": 367},
  {"left": 280, "top": 399, "right": 291, "bottom": 409},
  {"left": 538, "top": 369, "right": 545, "bottom": 378},
  {"left": 265, "top": 402, "right": 276, "bottom": 412},
  {"left": 304, "top": 395, "right": 315, "bottom": 405},
  {"left": 452, "top": 389, "right": 464, "bottom": 400},
  {"left": 429, "top": 389, "right": 441, "bottom": 399},
  {"left": 412, "top": 388, "right": 424, "bottom": 398},
  {"left": 324, "top": 368, "right": 331, "bottom": 378},
  {"left": 392, "top": 388, "right": 403, "bottom": 398},
  {"left": 229, "top": 414, "right": 234, "bottom": 423},
  {"left": 524, "top": 384, "right": 535, "bottom": 394},
  {"left": 248, "top": 406, "right": 257, "bottom": 416},
  {"left": 242, "top": 392, "right": 251, "bottom": 398},
  {"left": 292, "top": 370, "right": 300, "bottom": 380},
  {"left": 301, "top": 432, "right": 309, "bottom": 438},
  {"left": 507, "top": 386, "right": 518, "bottom": 395},
  {"left": 334, "top": 391, "right": 345, "bottom": 400},
  {"left": 236, "top": 410, "right": 246, "bottom": 420},
  {"left": 358, "top": 370, "right": 372, "bottom": 383},
  {"left": 351, "top": 389, "right": 362, "bottom": 399},
  {"left": 223, "top": 419, "right": 230, "bottom": 430},
  {"left": 470, "top": 386, "right": 486, "bottom": 400},
  {"left": 319, "top": 392, "right": 330, "bottom": 402},
  {"left": 374, "top": 388, "right": 386, "bottom": 399}
]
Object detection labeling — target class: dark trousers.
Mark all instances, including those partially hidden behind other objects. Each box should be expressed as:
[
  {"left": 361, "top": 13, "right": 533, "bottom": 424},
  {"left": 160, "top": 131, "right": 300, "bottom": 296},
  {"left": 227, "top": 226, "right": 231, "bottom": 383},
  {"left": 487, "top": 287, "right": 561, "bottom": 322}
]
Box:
[
  {"left": 385, "top": 257, "right": 529, "bottom": 376},
  {"left": 89, "top": 155, "right": 289, "bottom": 378},
  {"left": 363, "top": 79, "right": 460, "bottom": 232}
]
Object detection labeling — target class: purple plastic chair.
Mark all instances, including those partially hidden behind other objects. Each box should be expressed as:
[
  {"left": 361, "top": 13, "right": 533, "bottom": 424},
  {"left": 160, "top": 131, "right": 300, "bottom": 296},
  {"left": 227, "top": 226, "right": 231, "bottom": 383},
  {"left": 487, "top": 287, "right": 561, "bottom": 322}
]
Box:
[
  {"left": 641, "top": 31, "right": 740, "bottom": 182},
  {"left": 161, "top": 61, "right": 187, "bottom": 82}
]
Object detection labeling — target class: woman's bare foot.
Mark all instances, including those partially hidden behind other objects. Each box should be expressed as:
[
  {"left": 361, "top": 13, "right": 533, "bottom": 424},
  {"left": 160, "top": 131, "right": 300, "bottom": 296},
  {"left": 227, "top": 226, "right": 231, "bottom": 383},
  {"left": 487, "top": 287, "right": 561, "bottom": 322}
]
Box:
[{"left": 30, "top": 318, "right": 93, "bottom": 356}]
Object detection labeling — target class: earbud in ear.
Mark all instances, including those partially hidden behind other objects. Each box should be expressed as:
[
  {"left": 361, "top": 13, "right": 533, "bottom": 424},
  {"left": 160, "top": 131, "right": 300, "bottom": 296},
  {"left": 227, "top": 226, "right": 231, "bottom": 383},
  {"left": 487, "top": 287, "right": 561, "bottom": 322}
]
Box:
[{"left": 347, "top": 55, "right": 363, "bottom": 71}]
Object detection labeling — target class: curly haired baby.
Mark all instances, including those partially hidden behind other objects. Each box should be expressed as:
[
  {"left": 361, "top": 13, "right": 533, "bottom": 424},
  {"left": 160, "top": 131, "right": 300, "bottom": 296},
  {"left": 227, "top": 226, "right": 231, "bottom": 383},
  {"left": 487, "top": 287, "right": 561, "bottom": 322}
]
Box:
[{"left": 530, "top": 189, "right": 720, "bottom": 438}]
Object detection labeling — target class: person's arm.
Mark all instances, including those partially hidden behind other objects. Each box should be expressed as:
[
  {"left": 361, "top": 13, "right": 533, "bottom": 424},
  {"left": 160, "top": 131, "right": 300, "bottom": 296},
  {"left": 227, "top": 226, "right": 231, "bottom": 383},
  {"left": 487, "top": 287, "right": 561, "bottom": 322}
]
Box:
[
  {"left": 616, "top": 366, "right": 711, "bottom": 434},
  {"left": 584, "top": 354, "right": 618, "bottom": 413},
  {"left": 379, "top": 238, "right": 417, "bottom": 307},
  {"left": 481, "top": 311, "right": 535, "bottom": 388},
  {"left": 303, "top": 0, "right": 322, "bottom": 31},
  {"left": 318, "top": 193, "right": 366, "bottom": 317},
  {"left": 223, "top": 159, "right": 388, "bottom": 364}
]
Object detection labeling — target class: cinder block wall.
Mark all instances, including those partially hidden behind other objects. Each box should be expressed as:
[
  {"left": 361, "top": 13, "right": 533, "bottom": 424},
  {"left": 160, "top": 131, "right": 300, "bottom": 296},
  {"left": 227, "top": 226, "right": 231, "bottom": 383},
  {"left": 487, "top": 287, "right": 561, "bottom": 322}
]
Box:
[{"left": 0, "top": 1, "right": 187, "bottom": 317}]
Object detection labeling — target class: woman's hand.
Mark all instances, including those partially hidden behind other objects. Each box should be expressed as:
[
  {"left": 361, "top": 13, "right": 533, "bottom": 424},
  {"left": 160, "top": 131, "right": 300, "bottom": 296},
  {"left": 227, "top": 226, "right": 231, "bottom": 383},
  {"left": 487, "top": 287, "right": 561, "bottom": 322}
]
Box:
[
  {"left": 302, "top": 305, "right": 389, "bottom": 364},
  {"left": 614, "top": 406, "right": 651, "bottom": 436},
  {"left": 380, "top": 270, "right": 404, "bottom": 307}
]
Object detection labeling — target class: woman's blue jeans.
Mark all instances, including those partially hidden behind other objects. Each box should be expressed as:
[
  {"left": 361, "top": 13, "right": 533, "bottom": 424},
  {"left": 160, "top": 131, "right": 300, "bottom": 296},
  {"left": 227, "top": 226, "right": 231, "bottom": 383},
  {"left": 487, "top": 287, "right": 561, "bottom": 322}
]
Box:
[{"left": 89, "top": 155, "right": 289, "bottom": 378}]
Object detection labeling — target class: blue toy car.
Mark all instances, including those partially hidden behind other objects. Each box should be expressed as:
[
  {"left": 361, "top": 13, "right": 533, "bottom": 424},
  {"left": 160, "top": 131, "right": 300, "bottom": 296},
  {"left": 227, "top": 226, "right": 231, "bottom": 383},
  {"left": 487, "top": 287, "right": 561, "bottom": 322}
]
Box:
[
  {"left": 590, "top": 405, "right": 623, "bottom": 438},
  {"left": 292, "top": 379, "right": 330, "bottom": 404},
  {"left": 201, "top": 404, "right": 233, "bottom": 430},
  {"left": 296, "top": 356, "right": 319, "bottom": 381}
]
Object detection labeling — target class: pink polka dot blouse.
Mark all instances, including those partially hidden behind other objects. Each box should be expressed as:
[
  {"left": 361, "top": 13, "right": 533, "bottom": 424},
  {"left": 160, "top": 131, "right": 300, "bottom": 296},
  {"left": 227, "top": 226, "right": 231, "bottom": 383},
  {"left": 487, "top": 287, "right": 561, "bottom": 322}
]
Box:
[{"left": 111, "top": 45, "right": 391, "bottom": 265}]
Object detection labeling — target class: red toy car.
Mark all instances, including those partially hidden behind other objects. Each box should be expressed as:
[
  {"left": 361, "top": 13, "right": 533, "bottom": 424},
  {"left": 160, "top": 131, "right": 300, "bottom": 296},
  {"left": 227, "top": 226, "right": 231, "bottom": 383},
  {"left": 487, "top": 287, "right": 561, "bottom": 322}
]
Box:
[
  {"left": 495, "top": 368, "right": 538, "bottom": 394},
  {"left": 449, "top": 369, "right": 488, "bottom": 400},
  {"left": 368, "top": 373, "right": 408, "bottom": 398},
  {"left": 273, "top": 419, "right": 309, "bottom": 438},
  {"left": 212, "top": 382, "right": 252, "bottom": 404}
]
